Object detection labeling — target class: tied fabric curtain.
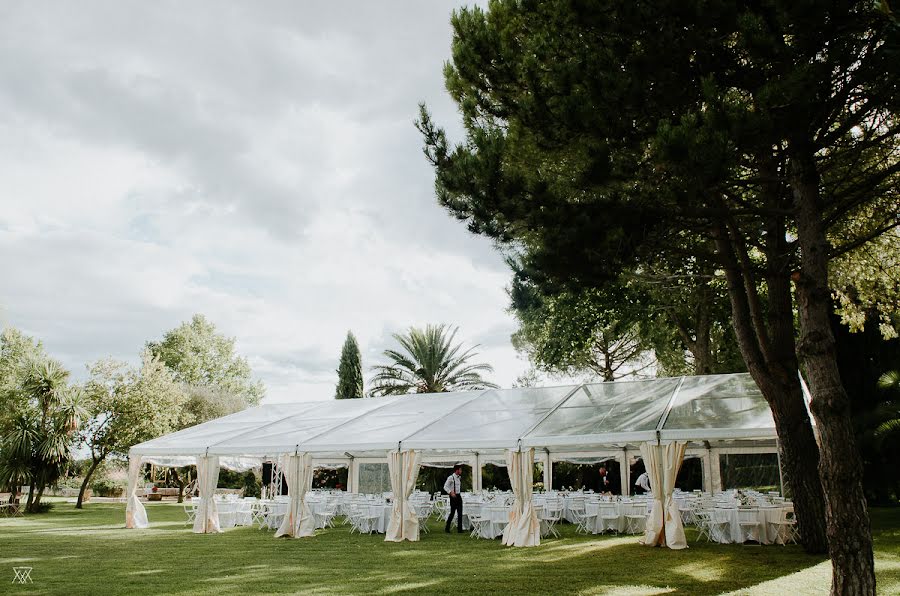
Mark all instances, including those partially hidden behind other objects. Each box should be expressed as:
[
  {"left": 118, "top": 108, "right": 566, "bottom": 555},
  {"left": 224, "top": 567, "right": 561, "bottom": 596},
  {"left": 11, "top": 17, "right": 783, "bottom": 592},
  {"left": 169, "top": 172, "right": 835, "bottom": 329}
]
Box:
[
  {"left": 502, "top": 448, "right": 540, "bottom": 547},
  {"left": 125, "top": 456, "right": 148, "bottom": 529},
  {"left": 193, "top": 455, "right": 221, "bottom": 534},
  {"left": 385, "top": 450, "right": 421, "bottom": 542},
  {"left": 639, "top": 442, "right": 688, "bottom": 550},
  {"left": 275, "top": 453, "right": 316, "bottom": 538}
]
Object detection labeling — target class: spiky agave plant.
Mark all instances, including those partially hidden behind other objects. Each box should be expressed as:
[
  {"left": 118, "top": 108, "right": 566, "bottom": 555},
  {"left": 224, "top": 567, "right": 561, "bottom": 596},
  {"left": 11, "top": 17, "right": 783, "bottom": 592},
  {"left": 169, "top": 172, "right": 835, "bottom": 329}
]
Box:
[
  {"left": 368, "top": 324, "right": 498, "bottom": 396},
  {"left": 875, "top": 370, "right": 900, "bottom": 440}
]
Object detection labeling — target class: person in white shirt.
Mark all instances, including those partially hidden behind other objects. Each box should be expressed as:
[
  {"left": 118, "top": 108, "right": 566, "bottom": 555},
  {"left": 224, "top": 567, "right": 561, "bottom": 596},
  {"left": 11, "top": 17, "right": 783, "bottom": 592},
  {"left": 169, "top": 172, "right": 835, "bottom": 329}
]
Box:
[
  {"left": 444, "top": 464, "right": 463, "bottom": 533},
  {"left": 635, "top": 471, "right": 651, "bottom": 495}
]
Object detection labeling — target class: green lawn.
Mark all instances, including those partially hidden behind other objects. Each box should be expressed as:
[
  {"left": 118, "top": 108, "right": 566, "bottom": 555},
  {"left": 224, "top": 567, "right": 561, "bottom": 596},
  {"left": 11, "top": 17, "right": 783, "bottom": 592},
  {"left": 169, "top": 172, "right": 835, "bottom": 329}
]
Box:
[{"left": 1, "top": 501, "right": 898, "bottom": 595}]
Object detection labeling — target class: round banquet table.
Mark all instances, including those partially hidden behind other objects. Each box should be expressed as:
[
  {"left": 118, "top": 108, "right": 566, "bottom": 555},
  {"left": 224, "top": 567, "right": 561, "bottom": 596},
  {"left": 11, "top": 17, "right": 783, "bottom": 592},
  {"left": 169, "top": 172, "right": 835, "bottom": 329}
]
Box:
[
  {"left": 367, "top": 504, "right": 392, "bottom": 534},
  {"left": 710, "top": 506, "right": 787, "bottom": 544}
]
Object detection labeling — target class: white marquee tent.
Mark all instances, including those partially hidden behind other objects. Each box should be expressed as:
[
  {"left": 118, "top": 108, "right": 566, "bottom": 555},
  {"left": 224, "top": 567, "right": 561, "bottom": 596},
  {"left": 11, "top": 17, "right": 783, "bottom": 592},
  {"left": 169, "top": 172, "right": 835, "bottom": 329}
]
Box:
[{"left": 127, "top": 373, "right": 802, "bottom": 547}]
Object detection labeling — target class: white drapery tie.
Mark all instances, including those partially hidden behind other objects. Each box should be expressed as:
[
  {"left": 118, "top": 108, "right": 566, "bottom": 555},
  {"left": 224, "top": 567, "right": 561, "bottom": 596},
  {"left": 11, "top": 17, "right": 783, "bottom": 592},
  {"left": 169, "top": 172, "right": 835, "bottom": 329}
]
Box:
[
  {"left": 193, "top": 455, "right": 221, "bottom": 534},
  {"left": 385, "top": 450, "right": 421, "bottom": 542},
  {"left": 125, "top": 455, "right": 149, "bottom": 529},
  {"left": 275, "top": 453, "right": 316, "bottom": 538},
  {"left": 502, "top": 448, "right": 541, "bottom": 547},
  {"left": 639, "top": 441, "right": 688, "bottom": 549}
]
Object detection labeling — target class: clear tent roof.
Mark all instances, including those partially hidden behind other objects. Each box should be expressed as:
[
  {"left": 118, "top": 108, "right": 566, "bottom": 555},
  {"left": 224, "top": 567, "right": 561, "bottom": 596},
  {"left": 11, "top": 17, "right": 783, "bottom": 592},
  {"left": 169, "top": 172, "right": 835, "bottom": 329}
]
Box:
[{"left": 130, "top": 373, "right": 785, "bottom": 459}]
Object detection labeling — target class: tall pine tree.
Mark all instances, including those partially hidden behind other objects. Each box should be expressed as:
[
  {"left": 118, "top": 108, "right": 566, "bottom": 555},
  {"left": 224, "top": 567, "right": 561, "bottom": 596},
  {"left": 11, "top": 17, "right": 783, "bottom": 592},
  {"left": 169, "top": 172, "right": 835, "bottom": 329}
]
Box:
[{"left": 335, "top": 331, "right": 363, "bottom": 399}]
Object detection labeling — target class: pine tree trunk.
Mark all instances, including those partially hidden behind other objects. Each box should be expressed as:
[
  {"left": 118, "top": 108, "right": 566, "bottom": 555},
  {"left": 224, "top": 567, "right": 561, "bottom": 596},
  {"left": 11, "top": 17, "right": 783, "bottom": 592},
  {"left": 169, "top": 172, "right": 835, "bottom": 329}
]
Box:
[
  {"left": 792, "top": 150, "right": 875, "bottom": 595},
  {"left": 713, "top": 224, "right": 828, "bottom": 553},
  {"left": 76, "top": 457, "right": 103, "bottom": 509}
]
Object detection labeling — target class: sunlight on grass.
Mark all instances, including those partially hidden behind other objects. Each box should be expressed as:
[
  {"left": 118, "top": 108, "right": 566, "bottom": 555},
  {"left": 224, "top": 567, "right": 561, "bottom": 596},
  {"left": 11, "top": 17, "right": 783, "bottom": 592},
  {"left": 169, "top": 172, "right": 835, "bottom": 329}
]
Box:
[
  {"left": 670, "top": 561, "right": 727, "bottom": 582},
  {"left": 520, "top": 536, "right": 636, "bottom": 563},
  {"left": 1, "top": 504, "right": 895, "bottom": 595},
  {"left": 378, "top": 579, "right": 444, "bottom": 593},
  {"left": 718, "top": 560, "right": 831, "bottom": 596},
  {"left": 576, "top": 584, "right": 676, "bottom": 596}
]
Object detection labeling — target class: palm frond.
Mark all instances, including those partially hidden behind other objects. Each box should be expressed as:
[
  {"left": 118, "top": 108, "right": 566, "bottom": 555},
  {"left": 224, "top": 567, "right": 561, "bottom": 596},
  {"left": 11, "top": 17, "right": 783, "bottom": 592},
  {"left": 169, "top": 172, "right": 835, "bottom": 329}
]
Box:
[
  {"left": 368, "top": 324, "right": 496, "bottom": 395},
  {"left": 878, "top": 370, "right": 900, "bottom": 391}
]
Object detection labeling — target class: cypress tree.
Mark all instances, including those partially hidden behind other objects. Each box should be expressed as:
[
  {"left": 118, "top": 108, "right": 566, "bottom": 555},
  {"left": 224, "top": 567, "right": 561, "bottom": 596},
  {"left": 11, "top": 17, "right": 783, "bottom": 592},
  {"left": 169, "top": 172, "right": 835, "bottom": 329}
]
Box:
[{"left": 335, "top": 331, "right": 363, "bottom": 399}]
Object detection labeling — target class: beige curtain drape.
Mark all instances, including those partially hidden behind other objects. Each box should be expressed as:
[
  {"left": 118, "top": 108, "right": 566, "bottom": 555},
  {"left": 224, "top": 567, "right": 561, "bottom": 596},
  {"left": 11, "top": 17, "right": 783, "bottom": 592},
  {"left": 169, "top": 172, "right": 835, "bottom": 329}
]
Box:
[
  {"left": 193, "top": 455, "right": 221, "bottom": 534},
  {"left": 639, "top": 441, "right": 688, "bottom": 550},
  {"left": 275, "top": 453, "right": 316, "bottom": 538},
  {"left": 502, "top": 448, "right": 541, "bottom": 547},
  {"left": 125, "top": 456, "right": 149, "bottom": 529},
  {"left": 385, "top": 450, "right": 421, "bottom": 542}
]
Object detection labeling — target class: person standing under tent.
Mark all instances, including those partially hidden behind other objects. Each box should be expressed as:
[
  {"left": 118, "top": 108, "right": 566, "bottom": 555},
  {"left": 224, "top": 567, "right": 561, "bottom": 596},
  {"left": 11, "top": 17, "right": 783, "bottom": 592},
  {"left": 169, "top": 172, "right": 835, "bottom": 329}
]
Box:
[
  {"left": 634, "top": 471, "right": 651, "bottom": 495},
  {"left": 598, "top": 465, "right": 614, "bottom": 494},
  {"left": 444, "top": 464, "right": 463, "bottom": 533}
]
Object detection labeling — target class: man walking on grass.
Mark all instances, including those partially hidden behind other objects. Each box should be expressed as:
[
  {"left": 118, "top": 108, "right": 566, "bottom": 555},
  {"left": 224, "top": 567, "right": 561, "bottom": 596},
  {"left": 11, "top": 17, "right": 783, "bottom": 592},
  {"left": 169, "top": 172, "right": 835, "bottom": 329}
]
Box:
[{"left": 444, "top": 464, "right": 463, "bottom": 533}]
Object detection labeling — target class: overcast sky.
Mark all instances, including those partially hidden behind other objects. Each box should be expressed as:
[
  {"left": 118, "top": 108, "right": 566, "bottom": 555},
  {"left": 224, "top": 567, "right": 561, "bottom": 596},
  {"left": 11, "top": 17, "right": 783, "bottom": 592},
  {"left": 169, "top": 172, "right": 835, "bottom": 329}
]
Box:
[{"left": 0, "top": 1, "right": 540, "bottom": 402}]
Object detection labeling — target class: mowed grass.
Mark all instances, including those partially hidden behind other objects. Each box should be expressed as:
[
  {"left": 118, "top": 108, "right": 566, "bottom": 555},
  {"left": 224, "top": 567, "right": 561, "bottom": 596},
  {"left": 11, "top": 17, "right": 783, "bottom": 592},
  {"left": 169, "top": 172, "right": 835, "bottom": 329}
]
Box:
[{"left": 1, "top": 501, "right": 898, "bottom": 595}]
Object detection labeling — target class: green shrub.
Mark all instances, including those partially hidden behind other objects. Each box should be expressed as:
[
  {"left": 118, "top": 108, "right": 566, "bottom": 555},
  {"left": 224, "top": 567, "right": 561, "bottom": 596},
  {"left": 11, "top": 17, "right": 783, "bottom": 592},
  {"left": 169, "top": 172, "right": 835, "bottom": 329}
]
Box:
[
  {"left": 91, "top": 478, "right": 126, "bottom": 497},
  {"left": 242, "top": 471, "right": 261, "bottom": 498}
]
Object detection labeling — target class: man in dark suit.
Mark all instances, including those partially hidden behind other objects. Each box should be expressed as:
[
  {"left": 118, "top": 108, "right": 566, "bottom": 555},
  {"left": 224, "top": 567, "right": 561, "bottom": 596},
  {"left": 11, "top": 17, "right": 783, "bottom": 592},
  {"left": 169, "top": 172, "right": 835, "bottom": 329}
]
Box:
[{"left": 444, "top": 464, "right": 463, "bottom": 533}]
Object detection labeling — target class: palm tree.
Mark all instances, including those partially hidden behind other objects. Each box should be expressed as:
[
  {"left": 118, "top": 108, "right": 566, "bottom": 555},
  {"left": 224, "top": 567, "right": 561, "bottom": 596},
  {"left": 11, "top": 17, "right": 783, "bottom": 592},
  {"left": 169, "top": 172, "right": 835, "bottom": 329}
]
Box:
[
  {"left": 368, "top": 324, "right": 498, "bottom": 396},
  {"left": 875, "top": 370, "right": 900, "bottom": 440},
  {"left": 1, "top": 359, "right": 85, "bottom": 512}
]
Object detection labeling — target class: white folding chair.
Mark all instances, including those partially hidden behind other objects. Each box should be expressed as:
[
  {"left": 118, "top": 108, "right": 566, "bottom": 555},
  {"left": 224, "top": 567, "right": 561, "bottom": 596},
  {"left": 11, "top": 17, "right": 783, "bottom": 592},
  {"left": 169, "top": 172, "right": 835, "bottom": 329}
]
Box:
[
  {"left": 623, "top": 502, "right": 648, "bottom": 535},
  {"left": 183, "top": 502, "right": 197, "bottom": 525},
  {"left": 768, "top": 506, "right": 798, "bottom": 545},
  {"left": 315, "top": 503, "right": 338, "bottom": 529},
  {"left": 737, "top": 507, "right": 763, "bottom": 544},
  {"left": 415, "top": 502, "right": 433, "bottom": 534},
  {"left": 574, "top": 505, "right": 598, "bottom": 535},
  {"left": 468, "top": 513, "right": 487, "bottom": 539},
  {"left": 540, "top": 505, "right": 562, "bottom": 538},
  {"left": 597, "top": 503, "right": 620, "bottom": 534},
  {"left": 694, "top": 510, "right": 714, "bottom": 542}
]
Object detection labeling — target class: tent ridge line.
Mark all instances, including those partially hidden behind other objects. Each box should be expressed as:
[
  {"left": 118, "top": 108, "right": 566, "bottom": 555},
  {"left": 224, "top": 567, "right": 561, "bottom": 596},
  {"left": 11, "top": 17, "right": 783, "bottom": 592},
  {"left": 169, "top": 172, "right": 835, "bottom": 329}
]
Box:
[
  {"left": 396, "top": 389, "right": 489, "bottom": 451},
  {"left": 199, "top": 402, "right": 326, "bottom": 454},
  {"left": 655, "top": 376, "right": 686, "bottom": 433},
  {"left": 517, "top": 383, "right": 586, "bottom": 446},
  {"left": 292, "top": 396, "right": 406, "bottom": 456}
]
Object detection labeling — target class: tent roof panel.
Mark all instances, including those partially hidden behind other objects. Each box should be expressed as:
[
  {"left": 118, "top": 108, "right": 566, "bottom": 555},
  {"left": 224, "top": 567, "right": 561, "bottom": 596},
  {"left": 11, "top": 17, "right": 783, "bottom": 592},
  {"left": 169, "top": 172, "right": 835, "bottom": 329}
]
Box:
[
  {"left": 523, "top": 378, "right": 681, "bottom": 448},
  {"left": 300, "top": 390, "right": 484, "bottom": 452},
  {"left": 661, "top": 374, "right": 775, "bottom": 436},
  {"left": 131, "top": 373, "right": 783, "bottom": 459},
  {"left": 130, "top": 403, "right": 322, "bottom": 456},
  {"left": 206, "top": 397, "right": 399, "bottom": 455},
  {"left": 403, "top": 385, "right": 578, "bottom": 450}
]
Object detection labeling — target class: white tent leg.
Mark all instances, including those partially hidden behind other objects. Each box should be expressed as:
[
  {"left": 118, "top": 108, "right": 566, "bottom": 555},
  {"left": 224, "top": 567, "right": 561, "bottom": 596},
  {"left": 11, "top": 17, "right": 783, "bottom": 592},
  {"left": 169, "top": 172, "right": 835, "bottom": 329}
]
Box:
[
  {"left": 702, "top": 449, "right": 712, "bottom": 492},
  {"left": 619, "top": 450, "right": 628, "bottom": 496},
  {"left": 474, "top": 453, "right": 482, "bottom": 492},
  {"left": 709, "top": 449, "right": 722, "bottom": 492},
  {"left": 349, "top": 459, "right": 359, "bottom": 494},
  {"left": 544, "top": 453, "right": 553, "bottom": 490}
]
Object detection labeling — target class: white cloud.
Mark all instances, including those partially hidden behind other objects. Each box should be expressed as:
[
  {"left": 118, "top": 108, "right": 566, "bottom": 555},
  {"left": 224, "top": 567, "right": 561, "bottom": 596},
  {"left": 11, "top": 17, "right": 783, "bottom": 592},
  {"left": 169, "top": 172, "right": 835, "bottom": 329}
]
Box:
[{"left": 0, "top": 1, "right": 526, "bottom": 401}]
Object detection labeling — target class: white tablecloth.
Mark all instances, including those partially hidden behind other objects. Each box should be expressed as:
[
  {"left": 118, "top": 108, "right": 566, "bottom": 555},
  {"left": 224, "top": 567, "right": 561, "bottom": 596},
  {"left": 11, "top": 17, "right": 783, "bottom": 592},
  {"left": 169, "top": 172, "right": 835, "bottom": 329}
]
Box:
[
  {"left": 368, "top": 504, "right": 392, "bottom": 534},
  {"left": 214, "top": 500, "right": 253, "bottom": 529},
  {"left": 708, "top": 506, "right": 786, "bottom": 544},
  {"left": 585, "top": 500, "right": 651, "bottom": 534}
]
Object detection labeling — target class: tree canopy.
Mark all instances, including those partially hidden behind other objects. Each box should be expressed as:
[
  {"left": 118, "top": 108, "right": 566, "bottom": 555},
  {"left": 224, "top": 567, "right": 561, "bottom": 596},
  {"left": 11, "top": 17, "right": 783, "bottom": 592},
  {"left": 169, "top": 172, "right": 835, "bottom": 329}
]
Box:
[
  {"left": 77, "top": 351, "right": 187, "bottom": 507},
  {"left": 147, "top": 314, "right": 265, "bottom": 406}
]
